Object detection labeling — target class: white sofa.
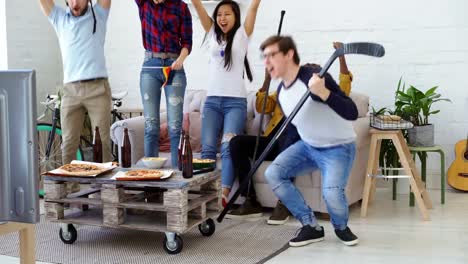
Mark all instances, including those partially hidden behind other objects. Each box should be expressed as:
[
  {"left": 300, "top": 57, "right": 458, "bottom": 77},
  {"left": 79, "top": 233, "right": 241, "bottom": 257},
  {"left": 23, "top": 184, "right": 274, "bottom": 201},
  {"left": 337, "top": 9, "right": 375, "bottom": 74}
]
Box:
[{"left": 110, "top": 89, "right": 371, "bottom": 213}]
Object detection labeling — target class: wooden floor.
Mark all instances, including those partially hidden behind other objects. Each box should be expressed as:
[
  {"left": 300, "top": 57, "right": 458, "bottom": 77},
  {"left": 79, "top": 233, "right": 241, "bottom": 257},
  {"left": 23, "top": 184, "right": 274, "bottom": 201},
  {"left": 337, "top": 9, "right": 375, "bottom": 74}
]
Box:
[
  {"left": 1, "top": 189, "right": 467, "bottom": 264},
  {"left": 266, "top": 188, "right": 468, "bottom": 264}
]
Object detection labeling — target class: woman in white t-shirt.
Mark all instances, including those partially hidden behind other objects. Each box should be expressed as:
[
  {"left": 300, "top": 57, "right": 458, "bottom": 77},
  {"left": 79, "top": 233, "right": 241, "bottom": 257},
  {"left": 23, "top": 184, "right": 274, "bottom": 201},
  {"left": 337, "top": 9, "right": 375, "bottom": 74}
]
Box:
[{"left": 191, "top": 0, "right": 261, "bottom": 207}]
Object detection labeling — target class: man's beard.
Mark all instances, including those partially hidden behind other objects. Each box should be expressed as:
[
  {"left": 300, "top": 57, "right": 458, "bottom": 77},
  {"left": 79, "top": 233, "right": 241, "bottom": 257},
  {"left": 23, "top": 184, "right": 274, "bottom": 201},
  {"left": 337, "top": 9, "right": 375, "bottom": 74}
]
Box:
[{"left": 72, "top": 5, "right": 88, "bottom": 17}]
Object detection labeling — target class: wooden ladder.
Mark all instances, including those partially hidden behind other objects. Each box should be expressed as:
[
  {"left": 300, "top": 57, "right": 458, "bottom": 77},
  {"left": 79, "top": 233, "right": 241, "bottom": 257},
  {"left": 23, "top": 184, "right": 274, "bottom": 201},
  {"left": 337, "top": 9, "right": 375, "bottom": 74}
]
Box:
[{"left": 360, "top": 129, "right": 433, "bottom": 220}]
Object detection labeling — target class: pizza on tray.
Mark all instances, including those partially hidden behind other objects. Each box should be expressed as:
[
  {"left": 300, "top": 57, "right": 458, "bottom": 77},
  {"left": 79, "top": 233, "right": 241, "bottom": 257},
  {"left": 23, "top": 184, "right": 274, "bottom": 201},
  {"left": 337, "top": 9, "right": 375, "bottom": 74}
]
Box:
[
  {"left": 58, "top": 163, "right": 107, "bottom": 176},
  {"left": 115, "top": 169, "right": 164, "bottom": 181}
]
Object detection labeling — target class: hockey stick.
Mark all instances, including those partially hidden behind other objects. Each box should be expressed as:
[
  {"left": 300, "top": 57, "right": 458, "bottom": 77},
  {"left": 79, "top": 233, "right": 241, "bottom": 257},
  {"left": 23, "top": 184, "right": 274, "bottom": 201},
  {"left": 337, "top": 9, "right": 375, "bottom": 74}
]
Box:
[
  {"left": 218, "top": 42, "right": 385, "bottom": 222},
  {"left": 250, "top": 10, "right": 286, "bottom": 197}
]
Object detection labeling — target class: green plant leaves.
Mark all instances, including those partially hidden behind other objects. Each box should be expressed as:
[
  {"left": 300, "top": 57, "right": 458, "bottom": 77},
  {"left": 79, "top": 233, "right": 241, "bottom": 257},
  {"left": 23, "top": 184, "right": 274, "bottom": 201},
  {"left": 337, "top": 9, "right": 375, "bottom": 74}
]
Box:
[{"left": 393, "top": 81, "right": 450, "bottom": 126}]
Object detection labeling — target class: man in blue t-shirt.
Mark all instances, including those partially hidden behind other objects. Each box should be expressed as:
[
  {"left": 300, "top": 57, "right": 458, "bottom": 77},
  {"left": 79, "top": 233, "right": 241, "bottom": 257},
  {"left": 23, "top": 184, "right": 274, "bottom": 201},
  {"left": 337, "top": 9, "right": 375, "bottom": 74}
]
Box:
[
  {"left": 260, "top": 35, "right": 360, "bottom": 247},
  {"left": 39, "top": 0, "right": 112, "bottom": 165}
]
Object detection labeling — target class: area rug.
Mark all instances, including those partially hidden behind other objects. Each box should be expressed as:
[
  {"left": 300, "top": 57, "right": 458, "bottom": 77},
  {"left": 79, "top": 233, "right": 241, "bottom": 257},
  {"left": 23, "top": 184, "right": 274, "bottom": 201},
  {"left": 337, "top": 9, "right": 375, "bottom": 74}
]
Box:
[{"left": 0, "top": 217, "right": 295, "bottom": 264}]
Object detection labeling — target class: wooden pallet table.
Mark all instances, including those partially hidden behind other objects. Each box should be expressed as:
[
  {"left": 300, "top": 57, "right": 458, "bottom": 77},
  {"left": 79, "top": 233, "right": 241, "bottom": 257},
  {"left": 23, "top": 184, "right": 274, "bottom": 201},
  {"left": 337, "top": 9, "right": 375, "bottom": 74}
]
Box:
[{"left": 43, "top": 169, "right": 221, "bottom": 254}]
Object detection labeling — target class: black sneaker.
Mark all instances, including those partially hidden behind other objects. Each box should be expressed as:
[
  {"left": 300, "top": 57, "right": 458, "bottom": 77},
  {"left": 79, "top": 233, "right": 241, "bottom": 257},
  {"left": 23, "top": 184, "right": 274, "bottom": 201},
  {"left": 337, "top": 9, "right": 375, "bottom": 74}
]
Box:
[
  {"left": 289, "top": 225, "right": 325, "bottom": 247},
  {"left": 267, "top": 201, "right": 290, "bottom": 225},
  {"left": 335, "top": 226, "right": 359, "bottom": 246},
  {"left": 225, "top": 199, "right": 263, "bottom": 219}
]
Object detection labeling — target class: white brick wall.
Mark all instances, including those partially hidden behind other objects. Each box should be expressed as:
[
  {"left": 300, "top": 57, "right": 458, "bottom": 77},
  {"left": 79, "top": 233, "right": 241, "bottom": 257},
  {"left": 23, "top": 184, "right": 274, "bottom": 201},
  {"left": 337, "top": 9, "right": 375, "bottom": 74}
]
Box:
[
  {"left": 4, "top": 0, "right": 468, "bottom": 189},
  {"left": 5, "top": 0, "right": 63, "bottom": 109},
  {"left": 0, "top": 0, "right": 7, "bottom": 69}
]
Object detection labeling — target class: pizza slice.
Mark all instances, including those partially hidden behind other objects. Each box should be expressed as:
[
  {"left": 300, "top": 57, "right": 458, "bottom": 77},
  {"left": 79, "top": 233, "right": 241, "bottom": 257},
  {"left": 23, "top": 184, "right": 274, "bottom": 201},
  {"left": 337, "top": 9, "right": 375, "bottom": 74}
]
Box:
[
  {"left": 58, "top": 163, "right": 107, "bottom": 176},
  {"left": 115, "top": 169, "right": 164, "bottom": 181}
]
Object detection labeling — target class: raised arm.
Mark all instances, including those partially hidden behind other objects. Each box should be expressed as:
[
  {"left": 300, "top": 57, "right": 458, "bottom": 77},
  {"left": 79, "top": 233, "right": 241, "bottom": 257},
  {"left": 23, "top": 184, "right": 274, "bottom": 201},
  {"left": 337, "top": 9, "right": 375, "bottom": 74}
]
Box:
[
  {"left": 333, "top": 41, "right": 353, "bottom": 96},
  {"left": 190, "top": 0, "right": 213, "bottom": 33},
  {"left": 39, "top": 0, "right": 54, "bottom": 16},
  {"left": 333, "top": 42, "right": 350, "bottom": 75},
  {"left": 98, "top": 0, "right": 111, "bottom": 9},
  {"left": 244, "top": 0, "right": 261, "bottom": 37}
]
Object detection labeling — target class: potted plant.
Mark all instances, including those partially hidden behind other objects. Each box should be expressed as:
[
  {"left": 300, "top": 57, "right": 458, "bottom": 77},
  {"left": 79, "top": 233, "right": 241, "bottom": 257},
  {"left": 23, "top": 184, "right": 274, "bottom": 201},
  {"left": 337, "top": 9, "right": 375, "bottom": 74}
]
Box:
[{"left": 394, "top": 78, "right": 451, "bottom": 147}]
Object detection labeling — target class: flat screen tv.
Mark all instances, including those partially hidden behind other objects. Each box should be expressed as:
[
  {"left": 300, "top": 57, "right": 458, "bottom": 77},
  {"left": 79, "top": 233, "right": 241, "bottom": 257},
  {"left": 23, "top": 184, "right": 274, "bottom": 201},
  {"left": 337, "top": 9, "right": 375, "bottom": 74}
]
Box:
[{"left": 0, "top": 70, "right": 40, "bottom": 224}]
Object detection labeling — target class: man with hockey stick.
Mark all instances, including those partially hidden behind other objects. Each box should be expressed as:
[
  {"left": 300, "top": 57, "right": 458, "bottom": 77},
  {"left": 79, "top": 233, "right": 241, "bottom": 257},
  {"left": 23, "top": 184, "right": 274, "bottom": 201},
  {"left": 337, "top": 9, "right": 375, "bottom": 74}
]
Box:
[{"left": 260, "top": 35, "right": 359, "bottom": 247}]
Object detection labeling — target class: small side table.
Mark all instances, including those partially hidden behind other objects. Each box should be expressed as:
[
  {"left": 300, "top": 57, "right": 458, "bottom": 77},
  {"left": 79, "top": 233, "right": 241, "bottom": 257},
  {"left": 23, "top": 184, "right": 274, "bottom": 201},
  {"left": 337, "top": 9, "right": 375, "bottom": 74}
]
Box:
[
  {"left": 408, "top": 145, "right": 445, "bottom": 206},
  {"left": 361, "top": 129, "right": 432, "bottom": 221}
]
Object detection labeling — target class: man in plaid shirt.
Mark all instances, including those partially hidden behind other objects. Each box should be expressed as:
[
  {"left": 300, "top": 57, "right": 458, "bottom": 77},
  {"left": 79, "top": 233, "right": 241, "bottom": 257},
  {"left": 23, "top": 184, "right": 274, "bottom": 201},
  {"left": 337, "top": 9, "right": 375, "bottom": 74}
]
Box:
[{"left": 135, "top": 0, "right": 193, "bottom": 168}]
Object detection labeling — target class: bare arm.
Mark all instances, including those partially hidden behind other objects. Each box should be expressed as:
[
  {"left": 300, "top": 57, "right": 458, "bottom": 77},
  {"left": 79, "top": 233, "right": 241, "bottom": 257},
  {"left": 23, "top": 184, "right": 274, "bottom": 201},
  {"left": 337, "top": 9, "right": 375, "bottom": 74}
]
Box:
[
  {"left": 333, "top": 42, "right": 353, "bottom": 95},
  {"left": 190, "top": 0, "right": 213, "bottom": 33},
  {"left": 244, "top": 0, "right": 261, "bottom": 37},
  {"left": 39, "top": 0, "right": 54, "bottom": 16},
  {"left": 333, "top": 42, "right": 350, "bottom": 74},
  {"left": 97, "top": 0, "right": 111, "bottom": 9}
]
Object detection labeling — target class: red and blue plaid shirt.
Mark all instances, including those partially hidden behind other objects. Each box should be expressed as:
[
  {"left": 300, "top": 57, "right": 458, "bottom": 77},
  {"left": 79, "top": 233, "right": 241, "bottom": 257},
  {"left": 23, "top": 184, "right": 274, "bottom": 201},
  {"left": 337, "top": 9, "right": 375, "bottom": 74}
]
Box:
[{"left": 135, "top": 0, "right": 192, "bottom": 54}]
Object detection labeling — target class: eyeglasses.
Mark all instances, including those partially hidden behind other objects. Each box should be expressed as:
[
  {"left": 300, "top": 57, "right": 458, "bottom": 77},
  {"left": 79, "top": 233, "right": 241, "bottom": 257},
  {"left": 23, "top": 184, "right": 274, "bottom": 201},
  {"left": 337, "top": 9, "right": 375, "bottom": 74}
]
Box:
[{"left": 260, "top": 51, "right": 281, "bottom": 60}]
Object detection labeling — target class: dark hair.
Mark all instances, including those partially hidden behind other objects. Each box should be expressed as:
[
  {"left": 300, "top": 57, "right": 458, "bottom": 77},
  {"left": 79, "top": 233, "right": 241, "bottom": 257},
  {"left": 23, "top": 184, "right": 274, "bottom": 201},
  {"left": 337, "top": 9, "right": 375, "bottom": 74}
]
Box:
[
  {"left": 303, "top": 63, "right": 321, "bottom": 69},
  {"left": 260, "top": 35, "right": 300, "bottom": 65},
  {"left": 211, "top": 0, "right": 252, "bottom": 81}
]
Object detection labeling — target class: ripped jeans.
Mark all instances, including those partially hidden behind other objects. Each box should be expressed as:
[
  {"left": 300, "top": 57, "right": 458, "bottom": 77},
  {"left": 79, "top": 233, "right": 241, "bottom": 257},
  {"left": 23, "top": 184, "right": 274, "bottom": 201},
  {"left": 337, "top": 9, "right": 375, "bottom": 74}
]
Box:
[
  {"left": 140, "top": 56, "right": 186, "bottom": 167},
  {"left": 264, "top": 140, "right": 356, "bottom": 230},
  {"left": 201, "top": 96, "right": 247, "bottom": 189}
]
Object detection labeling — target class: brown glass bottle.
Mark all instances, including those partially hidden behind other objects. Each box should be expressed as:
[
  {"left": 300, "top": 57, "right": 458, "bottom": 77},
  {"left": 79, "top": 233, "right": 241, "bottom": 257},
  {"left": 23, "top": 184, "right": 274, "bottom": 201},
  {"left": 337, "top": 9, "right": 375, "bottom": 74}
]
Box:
[
  {"left": 121, "top": 128, "right": 132, "bottom": 168},
  {"left": 92, "top": 126, "right": 103, "bottom": 163},
  {"left": 177, "top": 129, "right": 185, "bottom": 171},
  {"left": 182, "top": 134, "right": 193, "bottom": 178}
]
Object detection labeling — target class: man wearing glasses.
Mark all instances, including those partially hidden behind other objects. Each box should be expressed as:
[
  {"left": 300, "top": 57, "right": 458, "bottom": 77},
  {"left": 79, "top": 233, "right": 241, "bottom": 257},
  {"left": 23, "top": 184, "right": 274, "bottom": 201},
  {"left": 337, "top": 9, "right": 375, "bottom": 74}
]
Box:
[
  {"left": 260, "top": 35, "right": 359, "bottom": 247},
  {"left": 227, "top": 43, "right": 354, "bottom": 225}
]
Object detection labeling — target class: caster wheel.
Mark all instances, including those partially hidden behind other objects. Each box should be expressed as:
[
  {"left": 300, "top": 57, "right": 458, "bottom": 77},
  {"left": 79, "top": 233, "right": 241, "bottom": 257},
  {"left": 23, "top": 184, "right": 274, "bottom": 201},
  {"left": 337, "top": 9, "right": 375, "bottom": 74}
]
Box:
[
  {"left": 59, "top": 224, "right": 77, "bottom": 244},
  {"left": 198, "top": 218, "right": 215, "bottom": 237},
  {"left": 163, "top": 234, "right": 183, "bottom": 254}
]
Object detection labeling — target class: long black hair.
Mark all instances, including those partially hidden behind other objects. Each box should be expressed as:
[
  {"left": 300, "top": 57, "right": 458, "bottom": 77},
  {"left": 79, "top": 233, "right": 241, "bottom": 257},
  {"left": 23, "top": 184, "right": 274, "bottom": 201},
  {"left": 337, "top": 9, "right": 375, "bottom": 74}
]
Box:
[{"left": 212, "top": 0, "right": 252, "bottom": 82}]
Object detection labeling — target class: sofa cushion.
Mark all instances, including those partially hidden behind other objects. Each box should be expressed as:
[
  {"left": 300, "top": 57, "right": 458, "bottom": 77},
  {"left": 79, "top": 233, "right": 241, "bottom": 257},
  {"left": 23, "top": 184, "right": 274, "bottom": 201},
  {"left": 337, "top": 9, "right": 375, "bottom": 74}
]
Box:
[
  {"left": 159, "top": 111, "right": 202, "bottom": 153},
  {"left": 183, "top": 90, "right": 206, "bottom": 113},
  {"left": 349, "top": 91, "right": 369, "bottom": 118},
  {"left": 187, "top": 111, "right": 202, "bottom": 152},
  {"left": 159, "top": 122, "right": 171, "bottom": 152},
  {"left": 353, "top": 116, "right": 371, "bottom": 150},
  {"left": 110, "top": 116, "right": 145, "bottom": 165}
]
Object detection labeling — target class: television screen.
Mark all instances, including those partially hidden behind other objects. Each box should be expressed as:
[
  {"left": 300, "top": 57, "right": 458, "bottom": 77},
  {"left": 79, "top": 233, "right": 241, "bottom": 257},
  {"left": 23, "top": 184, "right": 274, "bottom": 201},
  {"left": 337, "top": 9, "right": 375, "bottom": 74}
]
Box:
[{"left": 0, "top": 70, "right": 40, "bottom": 224}]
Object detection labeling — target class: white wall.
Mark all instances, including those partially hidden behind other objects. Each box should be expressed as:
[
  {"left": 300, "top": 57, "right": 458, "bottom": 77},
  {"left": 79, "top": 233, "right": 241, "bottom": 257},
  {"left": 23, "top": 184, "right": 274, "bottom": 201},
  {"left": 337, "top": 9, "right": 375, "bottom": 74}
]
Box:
[
  {"left": 5, "top": 0, "right": 468, "bottom": 189},
  {"left": 5, "top": 0, "right": 64, "bottom": 109},
  {"left": 0, "top": 0, "right": 7, "bottom": 69},
  {"left": 105, "top": 0, "right": 232, "bottom": 110}
]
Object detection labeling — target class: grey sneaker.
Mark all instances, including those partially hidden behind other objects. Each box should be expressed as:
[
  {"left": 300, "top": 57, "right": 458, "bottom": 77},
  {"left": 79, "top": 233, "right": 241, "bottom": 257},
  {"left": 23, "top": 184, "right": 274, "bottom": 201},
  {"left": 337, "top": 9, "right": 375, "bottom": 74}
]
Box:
[
  {"left": 267, "top": 201, "right": 290, "bottom": 225},
  {"left": 225, "top": 199, "right": 263, "bottom": 219}
]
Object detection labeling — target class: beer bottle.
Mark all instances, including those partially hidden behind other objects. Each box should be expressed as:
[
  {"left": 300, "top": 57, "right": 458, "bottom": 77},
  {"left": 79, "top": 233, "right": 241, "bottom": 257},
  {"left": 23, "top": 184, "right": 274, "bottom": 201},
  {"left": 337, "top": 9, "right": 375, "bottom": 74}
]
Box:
[
  {"left": 177, "top": 129, "right": 185, "bottom": 171},
  {"left": 182, "top": 134, "right": 193, "bottom": 178},
  {"left": 92, "top": 126, "right": 103, "bottom": 163},
  {"left": 121, "top": 128, "right": 132, "bottom": 168}
]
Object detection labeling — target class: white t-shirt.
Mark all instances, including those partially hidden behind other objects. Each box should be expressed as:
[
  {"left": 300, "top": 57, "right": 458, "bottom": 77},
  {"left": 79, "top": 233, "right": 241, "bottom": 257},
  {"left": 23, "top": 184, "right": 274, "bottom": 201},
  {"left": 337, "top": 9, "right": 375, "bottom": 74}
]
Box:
[
  {"left": 278, "top": 67, "right": 356, "bottom": 148},
  {"left": 206, "top": 25, "right": 249, "bottom": 98}
]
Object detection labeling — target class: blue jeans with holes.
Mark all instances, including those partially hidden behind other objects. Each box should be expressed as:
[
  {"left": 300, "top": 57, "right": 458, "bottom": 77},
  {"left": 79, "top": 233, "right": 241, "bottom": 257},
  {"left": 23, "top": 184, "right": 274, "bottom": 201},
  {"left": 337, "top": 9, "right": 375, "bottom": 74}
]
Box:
[
  {"left": 140, "top": 56, "right": 186, "bottom": 167},
  {"left": 264, "top": 140, "right": 356, "bottom": 230},
  {"left": 201, "top": 96, "right": 247, "bottom": 189}
]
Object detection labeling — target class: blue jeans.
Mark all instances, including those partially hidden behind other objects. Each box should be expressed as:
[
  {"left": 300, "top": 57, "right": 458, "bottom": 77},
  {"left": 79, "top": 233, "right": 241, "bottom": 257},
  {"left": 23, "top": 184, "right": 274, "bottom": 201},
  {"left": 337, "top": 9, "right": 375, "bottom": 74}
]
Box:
[
  {"left": 140, "top": 56, "right": 186, "bottom": 167},
  {"left": 201, "top": 96, "right": 247, "bottom": 189},
  {"left": 265, "top": 140, "right": 356, "bottom": 230}
]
